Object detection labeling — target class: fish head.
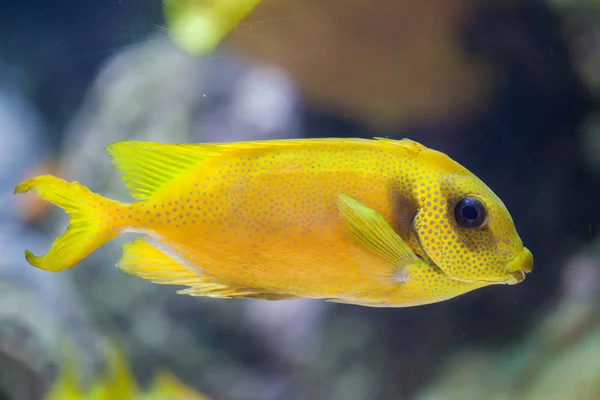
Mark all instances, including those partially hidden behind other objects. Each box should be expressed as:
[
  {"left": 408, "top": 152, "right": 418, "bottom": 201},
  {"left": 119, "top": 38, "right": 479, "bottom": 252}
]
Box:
[{"left": 408, "top": 148, "right": 533, "bottom": 285}]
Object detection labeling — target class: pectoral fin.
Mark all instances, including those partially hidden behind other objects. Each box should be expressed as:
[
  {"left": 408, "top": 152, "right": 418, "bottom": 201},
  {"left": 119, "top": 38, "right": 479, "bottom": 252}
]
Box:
[{"left": 336, "top": 193, "right": 423, "bottom": 282}]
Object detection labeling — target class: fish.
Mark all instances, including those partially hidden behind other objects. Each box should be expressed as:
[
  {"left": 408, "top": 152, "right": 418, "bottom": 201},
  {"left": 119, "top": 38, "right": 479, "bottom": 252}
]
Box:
[{"left": 14, "top": 137, "right": 533, "bottom": 307}]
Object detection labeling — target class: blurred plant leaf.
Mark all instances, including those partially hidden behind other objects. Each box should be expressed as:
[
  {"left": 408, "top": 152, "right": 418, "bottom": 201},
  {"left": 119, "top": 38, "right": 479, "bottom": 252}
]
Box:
[
  {"left": 44, "top": 340, "right": 85, "bottom": 400},
  {"left": 44, "top": 338, "right": 211, "bottom": 399},
  {"left": 163, "top": 0, "right": 262, "bottom": 55},
  {"left": 144, "top": 370, "right": 211, "bottom": 400}
]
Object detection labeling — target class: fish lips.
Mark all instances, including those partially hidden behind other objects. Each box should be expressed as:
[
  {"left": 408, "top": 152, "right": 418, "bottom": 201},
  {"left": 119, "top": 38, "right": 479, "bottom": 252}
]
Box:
[{"left": 505, "top": 247, "right": 534, "bottom": 285}]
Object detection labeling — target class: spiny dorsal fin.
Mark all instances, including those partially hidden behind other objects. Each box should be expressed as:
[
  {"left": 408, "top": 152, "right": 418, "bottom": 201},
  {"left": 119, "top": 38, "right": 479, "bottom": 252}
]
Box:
[
  {"left": 374, "top": 137, "right": 427, "bottom": 154},
  {"left": 106, "top": 138, "right": 421, "bottom": 200},
  {"left": 118, "top": 238, "right": 298, "bottom": 300},
  {"left": 105, "top": 141, "right": 222, "bottom": 200}
]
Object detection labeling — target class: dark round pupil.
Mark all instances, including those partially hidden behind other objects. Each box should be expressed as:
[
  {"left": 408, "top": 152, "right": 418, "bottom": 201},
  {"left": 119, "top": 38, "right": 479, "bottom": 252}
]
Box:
[
  {"left": 454, "top": 196, "right": 487, "bottom": 229},
  {"left": 462, "top": 205, "right": 478, "bottom": 221}
]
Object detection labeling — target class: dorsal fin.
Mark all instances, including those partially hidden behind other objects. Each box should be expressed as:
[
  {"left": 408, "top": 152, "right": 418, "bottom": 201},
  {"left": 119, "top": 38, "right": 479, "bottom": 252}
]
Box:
[
  {"left": 374, "top": 137, "right": 427, "bottom": 154},
  {"left": 105, "top": 141, "right": 222, "bottom": 200},
  {"left": 106, "top": 138, "right": 421, "bottom": 200},
  {"left": 105, "top": 139, "right": 358, "bottom": 199}
]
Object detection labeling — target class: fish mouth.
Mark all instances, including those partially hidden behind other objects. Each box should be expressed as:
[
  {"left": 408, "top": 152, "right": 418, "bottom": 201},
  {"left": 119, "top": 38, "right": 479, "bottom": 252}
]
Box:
[{"left": 505, "top": 247, "right": 533, "bottom": 285}]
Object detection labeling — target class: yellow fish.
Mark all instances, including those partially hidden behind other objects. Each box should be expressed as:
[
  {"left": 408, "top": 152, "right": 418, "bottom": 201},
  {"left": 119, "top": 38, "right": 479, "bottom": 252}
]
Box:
[{"left": 15, "top": 138, "right": 533, "bottom": 307}]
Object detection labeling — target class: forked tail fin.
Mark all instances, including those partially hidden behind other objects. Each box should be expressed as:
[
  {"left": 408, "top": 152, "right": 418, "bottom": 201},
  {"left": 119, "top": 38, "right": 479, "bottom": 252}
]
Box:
[{"left": 14, "top": 175, "right": 126, "bottom": 272}]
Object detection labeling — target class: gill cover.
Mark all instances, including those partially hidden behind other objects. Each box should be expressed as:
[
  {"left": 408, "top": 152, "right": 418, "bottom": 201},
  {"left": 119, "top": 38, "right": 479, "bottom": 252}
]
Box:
[{"left": 411, "top": 151, "right": 525, "bottom": 283}]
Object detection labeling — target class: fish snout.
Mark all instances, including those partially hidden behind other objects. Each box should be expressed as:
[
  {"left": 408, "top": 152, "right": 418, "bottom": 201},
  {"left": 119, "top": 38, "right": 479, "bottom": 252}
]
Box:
[{"left": 505, "top": 247, "right": 533, "bottom": 285}]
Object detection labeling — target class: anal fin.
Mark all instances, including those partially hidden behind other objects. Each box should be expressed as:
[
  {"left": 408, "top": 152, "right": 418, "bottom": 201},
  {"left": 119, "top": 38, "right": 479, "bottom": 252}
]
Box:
[
  {"left": 118, "top": 238, "right": 200, "bottom": 285},
  {"left": 118, "top": 238, "right": 298, "bottom": 300},
  {"left": 178, "top": 285, "right": 299, "bottom": 300},
  {"left": 327, "top": 298, "right": 391, "bottom": 307}
]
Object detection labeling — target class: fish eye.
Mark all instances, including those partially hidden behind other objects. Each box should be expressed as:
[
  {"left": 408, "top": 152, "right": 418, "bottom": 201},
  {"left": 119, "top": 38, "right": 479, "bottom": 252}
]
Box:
[{"left": 455, "top": 197, "right": 487, "bottom": 228}]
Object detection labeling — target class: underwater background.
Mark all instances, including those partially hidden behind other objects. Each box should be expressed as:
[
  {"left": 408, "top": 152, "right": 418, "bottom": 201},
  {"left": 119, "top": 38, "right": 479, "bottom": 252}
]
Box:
[{"left": 1, "top": 0, "right": 600, "bottom": 399}]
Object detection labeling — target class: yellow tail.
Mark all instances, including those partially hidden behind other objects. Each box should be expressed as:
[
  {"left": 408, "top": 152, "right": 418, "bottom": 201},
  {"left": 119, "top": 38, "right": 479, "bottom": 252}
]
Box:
[{"left": 14, "top": 175, "right": 126, "bottom": 272}]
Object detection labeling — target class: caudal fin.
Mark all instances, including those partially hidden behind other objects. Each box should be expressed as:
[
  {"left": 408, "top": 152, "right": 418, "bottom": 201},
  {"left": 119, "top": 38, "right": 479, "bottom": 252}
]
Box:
[{"left": 14, "top": 175, "right": 124, "bottom": 272}]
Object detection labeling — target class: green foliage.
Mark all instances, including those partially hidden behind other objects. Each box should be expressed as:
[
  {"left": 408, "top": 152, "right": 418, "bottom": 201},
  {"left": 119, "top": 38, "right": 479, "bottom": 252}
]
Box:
[{"left": 44, "top": 340, "right": 210, "bottom": 400}]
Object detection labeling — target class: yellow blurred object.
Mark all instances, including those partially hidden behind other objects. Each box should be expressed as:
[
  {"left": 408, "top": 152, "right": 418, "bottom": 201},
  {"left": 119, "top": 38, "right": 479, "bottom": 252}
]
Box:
[
  {"left": 146, "top": 371, "right": 211, "bottom": 400},
  {"left": 163, "top": 0, "right": 262, "bottom": 55},
  {"left": 44, "top": 340, "right": 210, "bottom": 400}
]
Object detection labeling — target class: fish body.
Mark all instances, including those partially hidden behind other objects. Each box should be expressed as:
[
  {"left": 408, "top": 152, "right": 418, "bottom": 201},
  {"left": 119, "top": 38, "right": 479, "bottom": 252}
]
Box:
[{"left": 15, "top": 138, "right": 532, "bottom": 307}]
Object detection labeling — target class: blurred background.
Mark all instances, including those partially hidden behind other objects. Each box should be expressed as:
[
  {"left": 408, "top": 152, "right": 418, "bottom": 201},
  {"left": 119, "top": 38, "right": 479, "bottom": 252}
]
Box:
[{"left": 2, "top": 0, "right": 600, "bottom": 399}]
